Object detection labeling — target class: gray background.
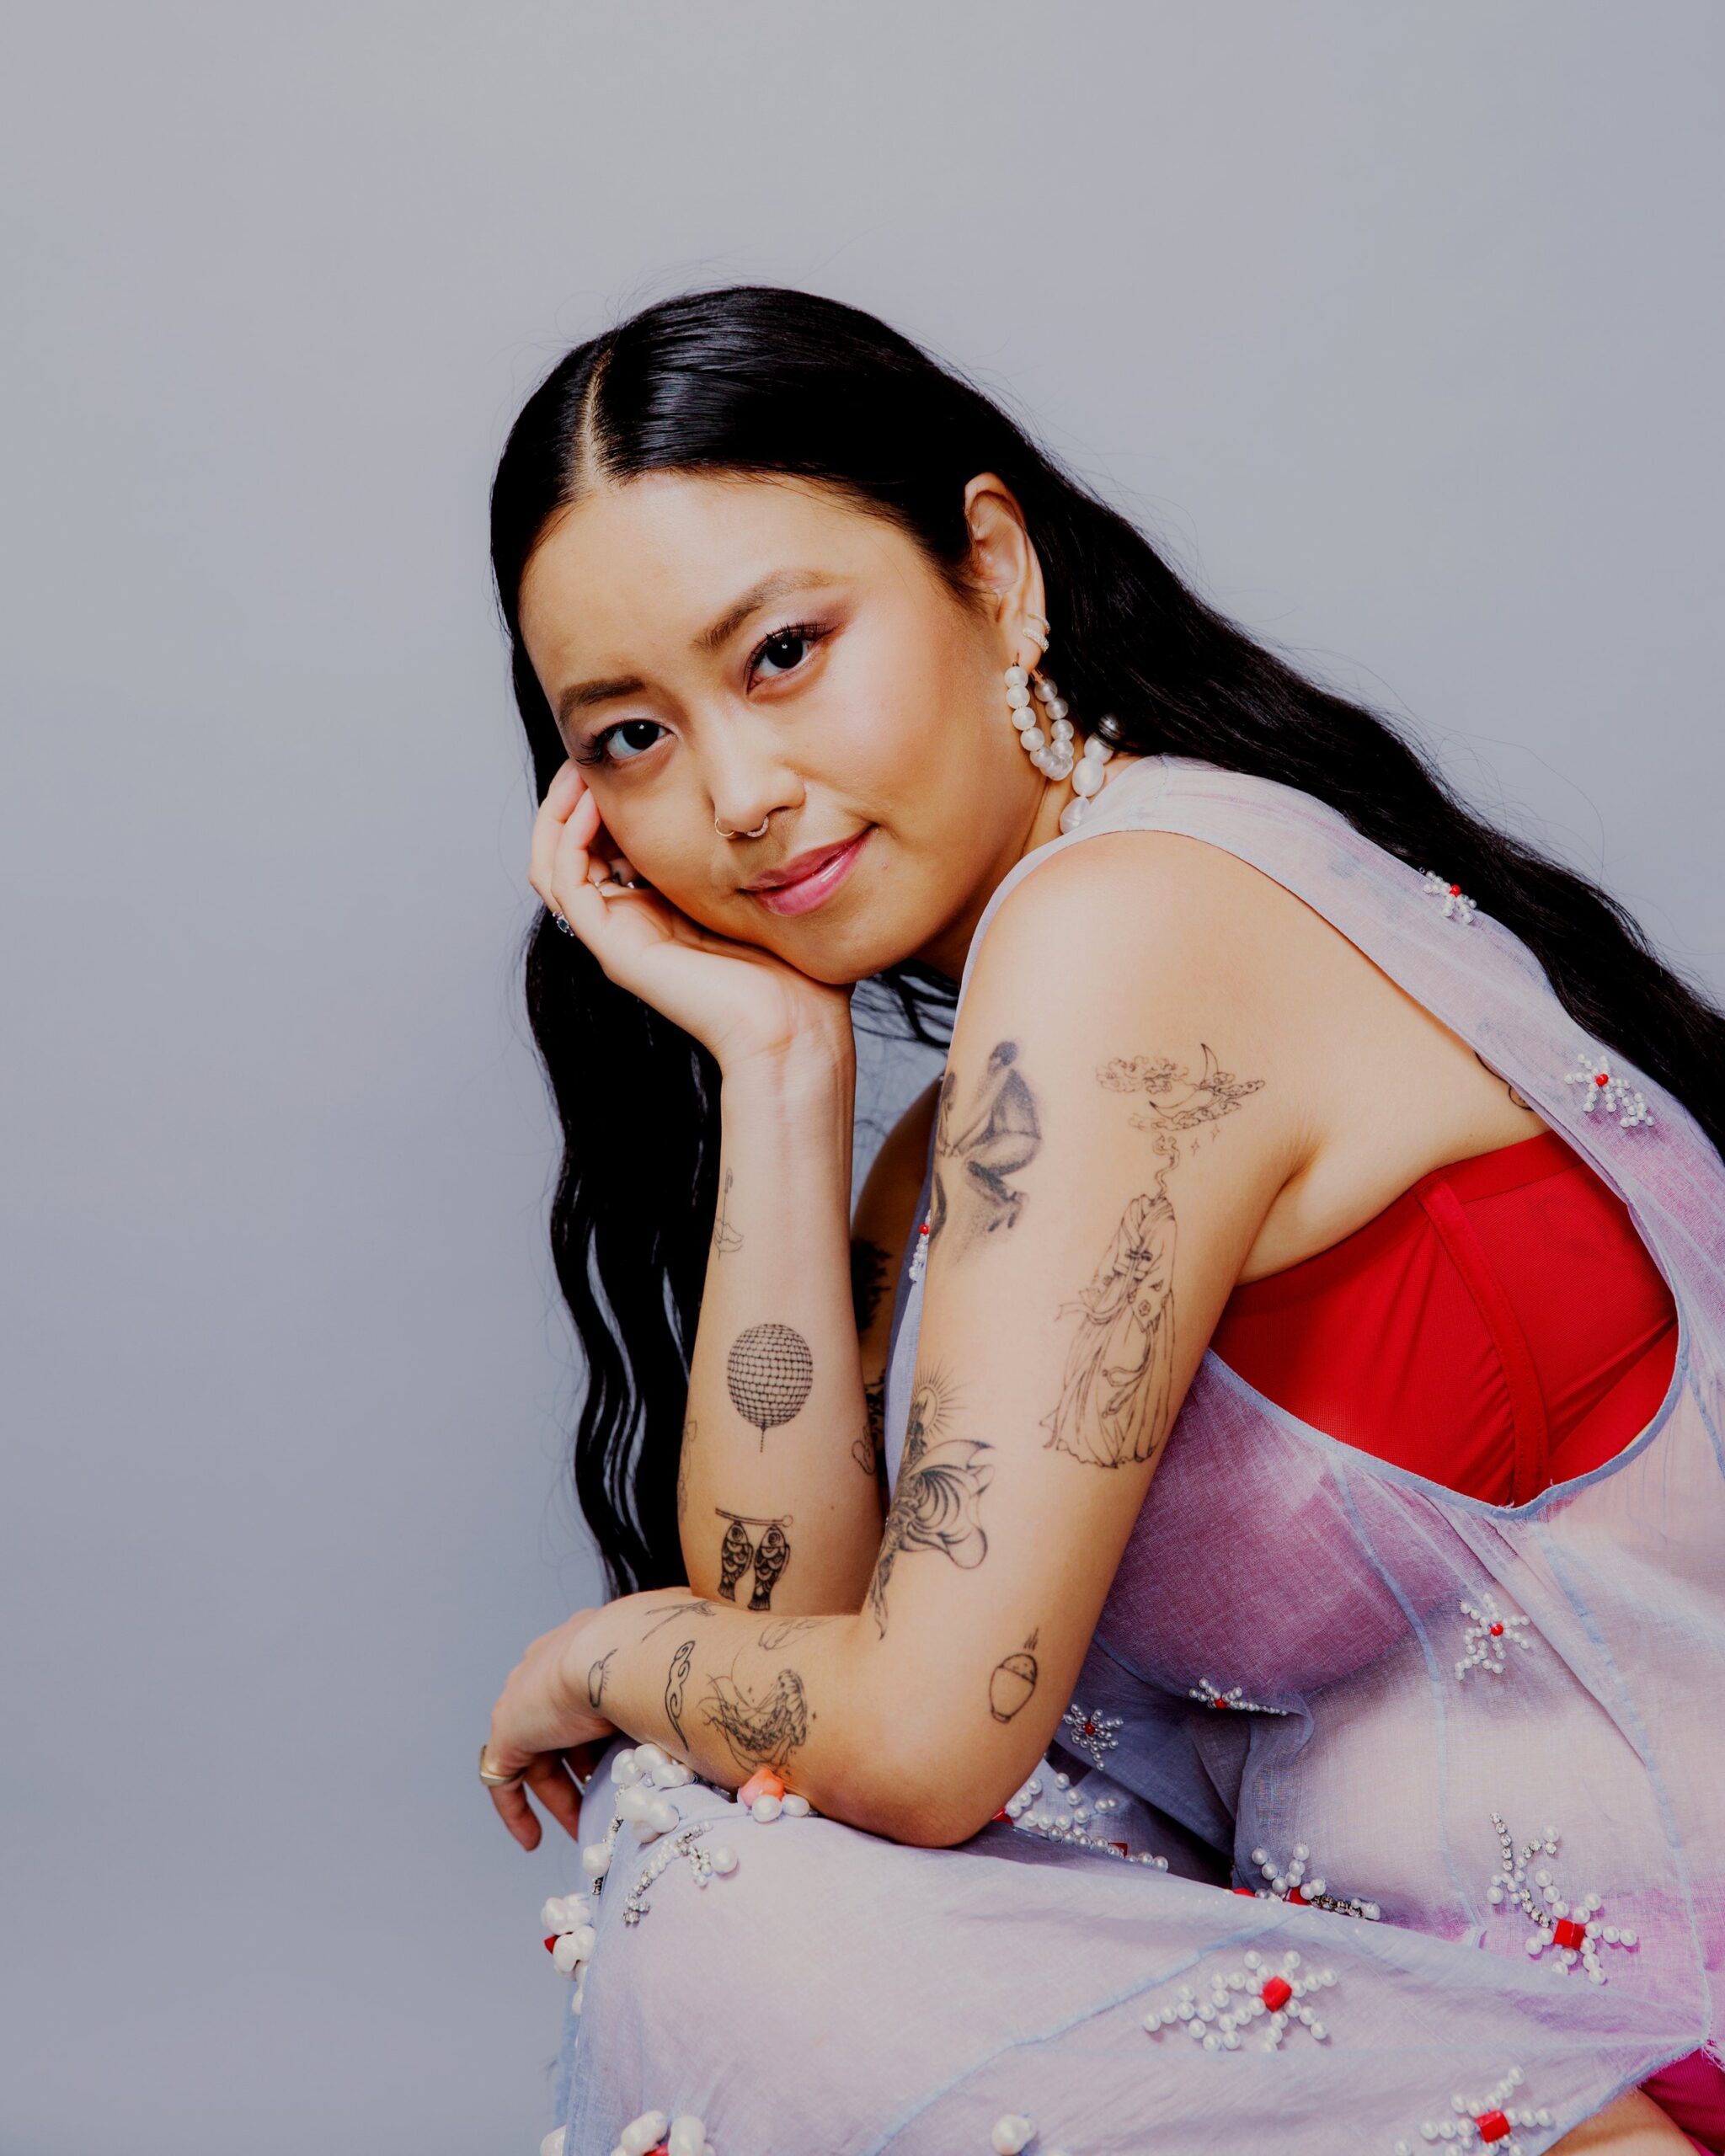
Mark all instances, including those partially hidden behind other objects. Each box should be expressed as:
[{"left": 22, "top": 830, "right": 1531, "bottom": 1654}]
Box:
[{"left": 3, "top": 4, "right": 1720, "bottom": 2149}]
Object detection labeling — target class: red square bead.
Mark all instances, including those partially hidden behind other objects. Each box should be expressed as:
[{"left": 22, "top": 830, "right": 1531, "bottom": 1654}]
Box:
[
  {"left": 1260, "top": 1976, "right": 1293, "bottom": 2011},
  {"left": 1552, "top": 1918, "right": 1587, "bottom": 1950},
  {"left": 1477, "top": 2111, "right": 1511, "bottom": 2143}
]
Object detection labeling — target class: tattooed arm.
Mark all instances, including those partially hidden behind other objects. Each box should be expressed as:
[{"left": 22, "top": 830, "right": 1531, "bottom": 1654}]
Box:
[
  {"left": 848, "top": 1076, "right": 942, "bottom": 1502},
  {"left": 676, "top": 1038, "right": 886, "bottom": 1614},
  {"left": 543, "top": 838, "right": 1330, "bottom": 1846}
]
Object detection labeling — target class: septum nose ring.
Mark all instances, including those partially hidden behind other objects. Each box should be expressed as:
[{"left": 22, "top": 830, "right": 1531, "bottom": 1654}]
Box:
[{"left": 716, "top": 816, "right": 771, "bottom": 840}]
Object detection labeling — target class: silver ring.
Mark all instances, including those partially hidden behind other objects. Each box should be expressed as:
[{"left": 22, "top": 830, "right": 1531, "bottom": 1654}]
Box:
[
  {"left": 716, "top": 816, "right": 770, "bottom": 840},
  {"left": 552, "top": 912, "right": 574, "bottom": 935}
]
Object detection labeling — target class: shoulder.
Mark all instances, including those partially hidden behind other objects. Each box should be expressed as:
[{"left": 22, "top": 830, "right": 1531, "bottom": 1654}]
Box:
[{"left": 974, "top": 824, "right": 1333, "bottom": 1036}]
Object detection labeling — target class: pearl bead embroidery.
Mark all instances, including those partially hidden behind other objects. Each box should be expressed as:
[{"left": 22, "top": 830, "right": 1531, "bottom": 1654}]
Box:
[
  {"left": 1565, "top": 1051, "right": 1654, "bottom": 1129},
  {"left": 990, "top": 2116, "right": 1037, "bottom": 2154},
  {"left": 1188, "top": 1677, "right": 1285, "bottom": 1715},
  {"left": 602, "top": 2108, "right": 715, "bottom": 2156},
  {"left": 1244, "top": 1844, "right": 1381, "bottom": 1921},
  {"left": 1141, "top": 1948, "right": 1336, "bottom": 2052},
  {"left": 997, "top": 1767, "right": 1171, "bottom": 1869},
  {"left": 1486, "top": 1815, "right": 1637, "bottom": 1982},
  {"left": 1455, "top": 1592, "right": 1533, "bottom": 1681},
  {"left": 1060, "top": 1702, "right": 1124, "bottom": 1765},
  {"left": 1390, "top": 2066, "right": 1555, "bottom": 2153},
  {"left": 1421, "top": 872, "right": 1477, "bottom": 924}
]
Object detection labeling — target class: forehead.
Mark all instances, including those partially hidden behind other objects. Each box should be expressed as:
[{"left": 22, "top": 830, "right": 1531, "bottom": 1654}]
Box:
[{"left": 517, "top": 470, "right": 915, "bottom": 670}]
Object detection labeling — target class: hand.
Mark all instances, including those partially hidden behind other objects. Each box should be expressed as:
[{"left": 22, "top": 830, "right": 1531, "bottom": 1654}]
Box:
[
  {"left": 528, "top": 760, "right": 857, "bottom": 1074},
  {"left": 483, "top": 1609, "right": 615, "bottom": 1851}
]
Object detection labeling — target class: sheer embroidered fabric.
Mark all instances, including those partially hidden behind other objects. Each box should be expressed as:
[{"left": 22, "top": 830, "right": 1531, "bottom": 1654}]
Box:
[{"left": 547, "top": 755, "right": 1722, "bottom": 2155}]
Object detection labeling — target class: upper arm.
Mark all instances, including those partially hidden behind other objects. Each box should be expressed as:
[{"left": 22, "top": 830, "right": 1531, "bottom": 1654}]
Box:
[
  {"left": 849, "top": 835, "right": 1316, "bottom": 1844},
  {"left": 848, "top": 1075, "right": 941, "bottom": 1490}
]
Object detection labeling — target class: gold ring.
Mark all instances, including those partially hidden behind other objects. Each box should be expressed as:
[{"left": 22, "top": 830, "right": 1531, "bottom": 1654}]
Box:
[{"left": 478, "top": 1742, "right": 526, "bottom": 1789}]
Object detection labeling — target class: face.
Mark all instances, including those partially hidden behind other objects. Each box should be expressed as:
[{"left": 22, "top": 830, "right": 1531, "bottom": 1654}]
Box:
[{"left": 515, "top": 469, "right": 1057, "bottom": 985}]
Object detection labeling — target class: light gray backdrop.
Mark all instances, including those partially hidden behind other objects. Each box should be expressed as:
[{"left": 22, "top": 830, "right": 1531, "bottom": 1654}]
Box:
[{"left": 3, "top": 4, "right": 1721, "bottom": 2150}]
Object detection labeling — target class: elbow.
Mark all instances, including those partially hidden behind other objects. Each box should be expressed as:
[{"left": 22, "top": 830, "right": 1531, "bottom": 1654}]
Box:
[{"left": 824, "top": 1727, "right": 1021, "bottom": 1849}]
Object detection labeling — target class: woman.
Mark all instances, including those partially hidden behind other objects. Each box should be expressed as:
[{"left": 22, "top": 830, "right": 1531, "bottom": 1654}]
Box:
[{"left": 479, "top": 286, "right": 1723, "bottom": 2156}]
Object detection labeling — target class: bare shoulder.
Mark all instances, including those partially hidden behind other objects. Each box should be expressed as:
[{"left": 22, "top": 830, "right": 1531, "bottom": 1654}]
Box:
[
  {"left": 983, "top": 825, "right": 1329, "bottom": 1009},
  {"left": 975, "top": 820, "right": 1549, "bottom": 1277}
]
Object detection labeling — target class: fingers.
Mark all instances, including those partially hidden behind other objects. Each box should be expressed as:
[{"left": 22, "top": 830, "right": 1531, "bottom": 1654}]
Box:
[
  {"left": 490, "top": 1778, "right": 542, "bottom": 1852},
  {"left": 526, "top": 1754, "right": 587, "bottom": 1843},
  {"left": 528, "top": 764, "right": 601, "bottom": 913}
]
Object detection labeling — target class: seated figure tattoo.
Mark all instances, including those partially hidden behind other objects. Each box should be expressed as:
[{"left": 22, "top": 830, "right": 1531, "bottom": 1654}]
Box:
[{"left": 929, "top": 1039, "right": 1044, "bottom": 1261}]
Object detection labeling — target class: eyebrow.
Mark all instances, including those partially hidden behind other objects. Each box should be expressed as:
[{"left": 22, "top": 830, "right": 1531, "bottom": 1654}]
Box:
[{"left": 553, "top": 569, "right": 836, "bottom": 728}]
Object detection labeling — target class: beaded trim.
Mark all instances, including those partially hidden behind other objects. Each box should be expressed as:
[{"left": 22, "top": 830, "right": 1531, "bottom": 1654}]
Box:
[
  {"left": 1422, "top": 871, "right": 1477, "bottom": 925},
  {"left": 1486, "top": 1815, "right": 1637, "bottom": 1983},
  {"left": 1243, "top": 1844, "right": 1381, "bottom": 1920},
  {"left": 1391, "top": 2066, "right": 1554, "bottom": 2153},
  {"left": 1565, "top": 1051, "right": 1654, "bottom": 1129},
  {"left": 1141, "top": 1948, "right": 1337, "bottom": 2051},
  {"left": 1455, "top": 1591, "right": 1534, "bottom": 1681},
  {"left": 1189, "top": 1677, "right": 1286, "bottom": 1715}
]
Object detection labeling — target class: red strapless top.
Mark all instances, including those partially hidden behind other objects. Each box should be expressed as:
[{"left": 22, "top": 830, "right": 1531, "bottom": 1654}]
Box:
[{"left": 1210, "top": 1129, "right": 1679, "bottom": 1506}]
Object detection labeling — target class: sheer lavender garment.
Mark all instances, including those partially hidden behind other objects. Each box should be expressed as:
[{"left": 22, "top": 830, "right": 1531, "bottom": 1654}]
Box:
[{"left": 542, "top": 754, "right": 1719, "bottom": 2155}]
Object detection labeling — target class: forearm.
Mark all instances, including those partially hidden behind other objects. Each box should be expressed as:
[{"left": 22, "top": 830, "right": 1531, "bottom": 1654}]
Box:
[
  {"left": 680, "top": 1041, "right": 884, "bottom": 1611},
  {"left": 574, "top": 1591, "right": 914, "bottom": 1838}
]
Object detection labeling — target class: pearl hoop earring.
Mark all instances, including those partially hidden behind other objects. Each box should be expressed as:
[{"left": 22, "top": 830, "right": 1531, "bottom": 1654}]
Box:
[
  {"left": 716, "top": 815, "right": 771, "bottom": 840},
  {"left": 1004, "top": 613, "right": 1123, "bottom": 833}
]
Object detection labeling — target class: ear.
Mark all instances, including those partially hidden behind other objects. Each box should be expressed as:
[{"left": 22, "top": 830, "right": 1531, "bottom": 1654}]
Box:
[{"left": 960, "top": 472, "right": 1046, "bottom": 659}]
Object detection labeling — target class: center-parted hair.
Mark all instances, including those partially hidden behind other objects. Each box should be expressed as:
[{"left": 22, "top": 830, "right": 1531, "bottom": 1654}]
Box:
[{"left": 489, "top": 282, "right": 1725, "bottom": 1596}]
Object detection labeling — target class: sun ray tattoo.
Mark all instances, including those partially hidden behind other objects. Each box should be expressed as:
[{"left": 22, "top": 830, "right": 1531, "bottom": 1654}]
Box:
[
  {"left": 928, "top": 1040, "right": 1044, "bottom": 1260},
  {"left": 1042, "top": 1047, "right": 1264, "bottom": 1470},
  {"left": 868, "top": 1363, "right": 991, "bottom": 1635}
]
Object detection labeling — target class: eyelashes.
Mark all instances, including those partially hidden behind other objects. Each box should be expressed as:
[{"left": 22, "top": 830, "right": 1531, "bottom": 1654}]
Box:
[{"left": 570, "top": 618, "right": 832, "bottom": 771}]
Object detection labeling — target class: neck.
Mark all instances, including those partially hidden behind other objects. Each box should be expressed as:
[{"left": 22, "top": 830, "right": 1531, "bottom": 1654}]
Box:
[{"left": 911, "top": 751, "right": 1146, "bottom": 985}]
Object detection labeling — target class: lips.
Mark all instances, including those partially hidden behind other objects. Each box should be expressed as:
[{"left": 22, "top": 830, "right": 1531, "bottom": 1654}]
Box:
[
  {"left": 748, "top": 828, "right": 872, "bottom": 918},
  {"left": 746, "top": 834, "right": 866, "bottom": 891}
]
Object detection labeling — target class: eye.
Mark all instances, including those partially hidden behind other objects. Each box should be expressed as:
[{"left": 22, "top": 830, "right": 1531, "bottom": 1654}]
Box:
[
  {"left": 749, "top": 619, "right": 828, "bottom": 686},
  {"left": 574, "top": 718, "right": 666, "bottom": 770}
]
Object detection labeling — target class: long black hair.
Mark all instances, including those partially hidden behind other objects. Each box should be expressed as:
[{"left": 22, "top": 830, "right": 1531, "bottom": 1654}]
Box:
[{"left": 489, "top": 283, "right": 1725, "bottom": 1598}]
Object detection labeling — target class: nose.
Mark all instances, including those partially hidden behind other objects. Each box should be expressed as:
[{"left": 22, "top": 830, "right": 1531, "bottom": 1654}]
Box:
[{"left": 706, "top": 737, "right": 803, "bottom": 841}]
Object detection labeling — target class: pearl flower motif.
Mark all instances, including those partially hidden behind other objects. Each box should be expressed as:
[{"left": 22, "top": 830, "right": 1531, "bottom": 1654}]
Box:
[
  {"left": 1565, "top": 1051, "right": 1654, "bottom": 1129},
  {"left": 996, "top": 1768, "right": 1168, "bottom": 1870},
  {"left": 1060, "top": 1701, "right": 1124, "bottom": 1765},
  {"left": 1390, "top": 2065, "right": 1555, "bottom": 2153},
  {"left": 1188, "top": 1676, "right": 1285, "bottom": 1715},
  {"left": 1455, "top": 1591, "right": 1534, "bottom": 1681},
  {"left": 1245, "top": 1844, "right": 1381, "bottom": 1921},
  {"left": 1421, "top": 871, "right": 1477, "bottom": 924},
  {"left": 1142, "top": 1948, "right": 1337, "bottom": 2052},
  {"left": 541, "top": 1742, "right": 737, "bottom": 2013},
  {"left": 1486, "top": 1815, "right": 1637, "bottom": 1983}
]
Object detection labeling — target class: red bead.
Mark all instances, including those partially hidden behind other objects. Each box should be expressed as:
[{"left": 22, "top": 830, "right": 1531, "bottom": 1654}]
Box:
[
  {"left": 1449, "top": 883, "right": 1461, "bottom": 896},
  {"left": 1260, "top": 1976, "right": 1293, "bottom": 2011},
  {"left": 993, "top": 1807, "right": 1012, "bottom": 1822},
  {"left": 1108, "top": 1840, "right": 1130, "bottom": 1857},
  {"left": 1595, "top": 1071, "right": 1610, "bottom": 1086},
  {"left": 1552, "top": 1918, "right": 1588, "bottom": 1950},
  {"left": 1477, "top": 2111, "right": 1511, "bottom": 2143},
  {"left": 543, "top": 1936, "right": 558, "bottom": 1954},
  {"left": 1233, "top": 1886, "right": 1255, "bottom": 1897},
  {"left": 1082, "top": 1720, "right": 1097, "bottom": 1735},
  {"left": 1288, "top": 1886, "right": 1309, "bottom": 1906},
  {"left": 1489, "top": 1623, "right": 1504, "bottom": 1636},
  {"left": 1210, "top": 1697, "right": 1230, "bottom": 1710}
]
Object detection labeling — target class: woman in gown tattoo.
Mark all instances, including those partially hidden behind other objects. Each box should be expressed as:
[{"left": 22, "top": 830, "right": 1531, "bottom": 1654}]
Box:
[{"left": 477, "top": 287, "right": 1724, "bottom": 2155}]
